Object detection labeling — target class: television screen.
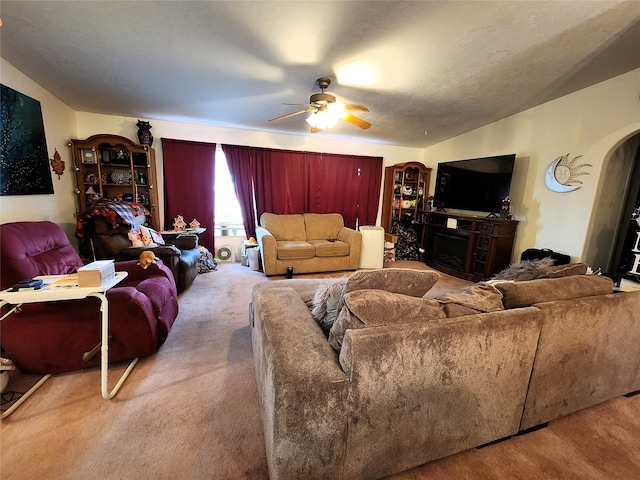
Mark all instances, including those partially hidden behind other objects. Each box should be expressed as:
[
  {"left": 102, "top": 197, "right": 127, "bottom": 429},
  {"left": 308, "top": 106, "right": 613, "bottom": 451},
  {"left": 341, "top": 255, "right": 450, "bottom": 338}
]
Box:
[{"left": 434, "top": 154, "right": 516, "bottom": 214}]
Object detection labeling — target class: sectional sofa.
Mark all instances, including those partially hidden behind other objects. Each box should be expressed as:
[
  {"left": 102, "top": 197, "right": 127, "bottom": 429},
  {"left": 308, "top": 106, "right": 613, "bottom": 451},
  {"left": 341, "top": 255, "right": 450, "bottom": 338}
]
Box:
[{"left": 250, "top": 267, "right": 640, "bottom": 480}]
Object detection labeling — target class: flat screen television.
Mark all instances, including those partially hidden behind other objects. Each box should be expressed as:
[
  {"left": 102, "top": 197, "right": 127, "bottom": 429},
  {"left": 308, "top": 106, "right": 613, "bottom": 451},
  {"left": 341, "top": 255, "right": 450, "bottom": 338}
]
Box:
[{"left": 434, "top": 154, "right": 516, "bottom": 214}]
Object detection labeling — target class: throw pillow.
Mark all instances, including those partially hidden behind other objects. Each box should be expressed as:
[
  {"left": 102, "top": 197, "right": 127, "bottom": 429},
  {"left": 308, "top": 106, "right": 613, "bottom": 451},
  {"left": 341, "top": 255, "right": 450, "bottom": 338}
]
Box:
[
  {"left": 540, "top": 263, "right": 588, "bottom": 278},
  {"left": 139, "top": 225, "right": 165, "bottom": 246},
  {"left": 344, "top": 268, "right": 440, "bottom": 298},
  {"left": 431, "top": 283, "right": 504, "bottom": 317},
  {"left": 328, "top": 289, "right": 446, "bottom": 352},
  {"left": 310, "top": 277, "right": 348, "bottom": 334},
  {"left": 495, "top": 275, "right": 614, "bottom": 309},
  {"left": 491, "top": 258, "right": 556, "bottom": 281},
  {"left": 128, "top": 230, "right": 145, "bottom": 247}
]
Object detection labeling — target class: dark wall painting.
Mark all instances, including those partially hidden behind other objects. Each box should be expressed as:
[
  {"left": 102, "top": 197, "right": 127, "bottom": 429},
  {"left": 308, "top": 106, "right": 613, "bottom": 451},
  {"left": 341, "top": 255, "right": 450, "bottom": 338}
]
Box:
[{"left": 0, "top": 84, "right": 54, "bottom": 195}]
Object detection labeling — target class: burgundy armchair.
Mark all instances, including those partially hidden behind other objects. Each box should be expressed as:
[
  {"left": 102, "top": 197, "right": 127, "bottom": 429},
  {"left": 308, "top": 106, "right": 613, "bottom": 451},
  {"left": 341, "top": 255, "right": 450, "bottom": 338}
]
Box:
[{"left": 0, "top": 221, "right": 179, "bottom": 374}]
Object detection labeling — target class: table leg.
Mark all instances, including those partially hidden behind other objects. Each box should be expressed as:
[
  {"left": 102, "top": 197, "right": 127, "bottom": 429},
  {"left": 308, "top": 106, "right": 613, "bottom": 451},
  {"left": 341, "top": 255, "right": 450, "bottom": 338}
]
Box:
[
  {"left": 1, "top": 374, "right": 52, "bottom": 419},
  {"left": 90, "top": 293, "right": 139, "bottom": 400}
]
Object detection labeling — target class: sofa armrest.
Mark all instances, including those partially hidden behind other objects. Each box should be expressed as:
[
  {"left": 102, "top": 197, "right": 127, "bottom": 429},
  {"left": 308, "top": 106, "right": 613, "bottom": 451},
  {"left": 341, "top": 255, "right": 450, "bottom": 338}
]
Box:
[
  {"left": 338, "top": 227, "right": 362, "bottom": 270},
  {"left": 251, "top": 284, "right": 349, "bottom": 479},
  {"left": 337, "top": 226, "right": 359, "bottom": 244},
  {"left": 256, "top": 225, "right": 277, "bottom": 275}
]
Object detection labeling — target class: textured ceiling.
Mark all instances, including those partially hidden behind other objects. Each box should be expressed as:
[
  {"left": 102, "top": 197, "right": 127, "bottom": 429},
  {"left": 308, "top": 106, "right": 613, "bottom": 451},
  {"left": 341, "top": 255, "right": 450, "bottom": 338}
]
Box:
[{"left": 1, "top": 1, "right": 639, "bottom": 148}]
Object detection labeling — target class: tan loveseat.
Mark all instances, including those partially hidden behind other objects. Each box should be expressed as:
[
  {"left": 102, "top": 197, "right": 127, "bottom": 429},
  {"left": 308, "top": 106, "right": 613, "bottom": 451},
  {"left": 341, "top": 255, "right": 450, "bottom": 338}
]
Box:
[
  {"left": 250, "top": 268, "right": 640, "bottom": 480},
  {"left": 256, "top": 213, "right": 362, "bottom": 276}
]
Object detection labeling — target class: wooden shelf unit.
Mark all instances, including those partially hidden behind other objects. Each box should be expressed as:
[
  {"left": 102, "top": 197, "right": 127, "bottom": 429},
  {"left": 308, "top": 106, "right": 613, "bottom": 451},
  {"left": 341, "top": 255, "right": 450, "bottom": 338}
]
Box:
[
  {"left": 381, "top": 162, "right": 432, "bottom": 233},
  {"left": 69, "top": 134, "right": 160, "bottom": 229}
]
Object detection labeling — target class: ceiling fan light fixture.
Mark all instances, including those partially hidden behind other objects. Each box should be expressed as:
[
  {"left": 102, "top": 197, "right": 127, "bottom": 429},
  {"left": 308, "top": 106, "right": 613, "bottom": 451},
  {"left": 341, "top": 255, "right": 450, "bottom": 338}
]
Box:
[{"left": 306, "top": 107, "right": 340, "bottom": 130}]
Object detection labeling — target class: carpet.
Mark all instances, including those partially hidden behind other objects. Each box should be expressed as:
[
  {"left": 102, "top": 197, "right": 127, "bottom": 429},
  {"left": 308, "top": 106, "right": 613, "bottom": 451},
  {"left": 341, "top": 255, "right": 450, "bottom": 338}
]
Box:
[{"left": 1, "top": 262, "right": 639, "bottom": 480}]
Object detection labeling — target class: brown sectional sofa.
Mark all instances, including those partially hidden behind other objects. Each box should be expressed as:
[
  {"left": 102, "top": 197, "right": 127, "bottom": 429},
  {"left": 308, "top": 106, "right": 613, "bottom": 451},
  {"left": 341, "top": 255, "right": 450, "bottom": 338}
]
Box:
[
  {"left": 250, "top": 269, "right": 640, "bottom": 480},
  {"left": 256, "top": 213, "right": 362, "bottom": 276}
]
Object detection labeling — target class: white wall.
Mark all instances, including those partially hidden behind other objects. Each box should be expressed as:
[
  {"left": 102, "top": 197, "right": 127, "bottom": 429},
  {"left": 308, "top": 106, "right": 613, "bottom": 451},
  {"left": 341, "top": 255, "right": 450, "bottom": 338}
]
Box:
[
  {"left": 422, "top": 68, "right": 640, "bottom": 267},
  {"left": 4, "top": 55, "right": 640, "bottom": 269},
  {"left": 74, "top": 112, "right": 424, "bottom": 227},
  {"left": 0, "top": 59, "right": 79, "bottom": 238}
]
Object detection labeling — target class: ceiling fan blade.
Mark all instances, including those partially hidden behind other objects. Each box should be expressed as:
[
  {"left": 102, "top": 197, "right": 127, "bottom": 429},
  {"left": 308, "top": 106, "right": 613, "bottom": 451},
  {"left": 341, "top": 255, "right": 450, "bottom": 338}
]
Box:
[
  {"left": 343, "top": 113, "right": 371, "bottom": 130},
  {"left": 344, "top": 104, "right": 369, "bottom": 112},
  {"left": 269, "top": 107, "right": 315, "bottom": 122}
]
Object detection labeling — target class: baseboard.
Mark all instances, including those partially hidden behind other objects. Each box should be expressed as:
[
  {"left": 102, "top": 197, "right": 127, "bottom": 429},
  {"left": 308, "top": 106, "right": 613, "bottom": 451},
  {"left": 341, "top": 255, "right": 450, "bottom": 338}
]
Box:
[
  {"left": 516, "top": 422, "right": 549, "bottom": 436},
  {"left": 476, "top": 435, "right": 513, "bottom": 449}
]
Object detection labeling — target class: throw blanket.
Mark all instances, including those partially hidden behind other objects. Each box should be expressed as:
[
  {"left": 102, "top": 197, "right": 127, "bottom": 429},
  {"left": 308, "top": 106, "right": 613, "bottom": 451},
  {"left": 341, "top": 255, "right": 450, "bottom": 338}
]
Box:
[{"left": 76, "top": 200, "right": 149, "bottom": 240}]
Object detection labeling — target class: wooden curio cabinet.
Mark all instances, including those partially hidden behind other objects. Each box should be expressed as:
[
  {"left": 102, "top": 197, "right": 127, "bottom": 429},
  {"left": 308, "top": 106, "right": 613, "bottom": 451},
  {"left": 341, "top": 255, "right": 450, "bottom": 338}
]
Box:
[
  {"left": 69, "top": 134, "right": 160, "bottom": 229},
  {"left": 381, "top": 162, "right": 432, "bottom": 232}
]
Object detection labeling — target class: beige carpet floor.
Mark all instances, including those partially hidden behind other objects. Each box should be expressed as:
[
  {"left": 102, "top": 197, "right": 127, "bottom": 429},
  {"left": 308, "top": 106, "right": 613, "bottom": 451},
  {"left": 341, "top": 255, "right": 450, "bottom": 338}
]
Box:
[{"left": 1, "top": 262, "right": 639, "bottom": 479}]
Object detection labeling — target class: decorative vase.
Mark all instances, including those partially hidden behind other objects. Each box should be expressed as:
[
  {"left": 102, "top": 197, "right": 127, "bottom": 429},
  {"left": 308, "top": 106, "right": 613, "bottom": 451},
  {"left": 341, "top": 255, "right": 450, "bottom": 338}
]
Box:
[{"left": 136, "top": 120, "right": 153, "bottom": 146}]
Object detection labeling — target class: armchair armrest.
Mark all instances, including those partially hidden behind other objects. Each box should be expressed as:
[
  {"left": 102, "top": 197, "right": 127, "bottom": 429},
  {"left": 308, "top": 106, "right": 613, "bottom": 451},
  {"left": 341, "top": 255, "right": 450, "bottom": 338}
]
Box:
[
  {"left": 115, "top": 245, "right": 181, "bottom": 260},
  {"left": 162, "top": 233, "right": 198, "bottom": 250},
  {"left": 114, "top": 259, "right": 174, "bottom": 285}
]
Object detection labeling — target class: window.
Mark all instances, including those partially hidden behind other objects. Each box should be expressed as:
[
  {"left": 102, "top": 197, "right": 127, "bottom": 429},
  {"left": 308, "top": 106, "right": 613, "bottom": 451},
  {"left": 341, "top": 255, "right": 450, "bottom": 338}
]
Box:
[{"left": 214, "top": 146, "right": 245, "bottom": 236}]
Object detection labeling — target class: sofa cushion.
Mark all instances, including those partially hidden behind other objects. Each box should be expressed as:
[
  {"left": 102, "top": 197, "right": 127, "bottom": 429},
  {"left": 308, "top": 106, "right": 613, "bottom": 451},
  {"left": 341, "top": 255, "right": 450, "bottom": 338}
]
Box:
[
  {"left": 433, "top": 283, "right": 504, "bottom": 317},
  {"left": 304, "top": 213, "right": 344, "bottom": 240},
  {"left": 539, "top": 262, "right": 588, "bottom": 278},
  {"left": 260, "top": 213, "right": 307, "bottom": 241},
  {"left": 345, "top": 268, "right": 440, "bottom": 297},
  {"left": 495, "top": 275, "right": 614, "bottom": 309},
  {"left": 328, "top": 289, "right": 446, "bottom": 351},
  {"left": 276, "top": 240, "right": 315, "bottom": 260},
  {"left": 309, "top": 239, "right": 350, "bottom": 257}
]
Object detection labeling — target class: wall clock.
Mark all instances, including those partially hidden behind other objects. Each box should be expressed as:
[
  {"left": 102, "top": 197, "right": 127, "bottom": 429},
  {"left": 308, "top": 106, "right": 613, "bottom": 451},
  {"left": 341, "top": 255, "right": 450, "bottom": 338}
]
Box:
[{"left": 544, "top": 153, "right": 592, "bottom": 192}]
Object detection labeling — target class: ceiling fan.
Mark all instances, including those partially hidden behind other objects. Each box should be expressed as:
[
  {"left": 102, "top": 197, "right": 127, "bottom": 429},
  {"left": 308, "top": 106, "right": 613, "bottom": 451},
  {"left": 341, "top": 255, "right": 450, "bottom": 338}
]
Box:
[{"left": 269, "top": 77, "right": 371, "bottom": 133}]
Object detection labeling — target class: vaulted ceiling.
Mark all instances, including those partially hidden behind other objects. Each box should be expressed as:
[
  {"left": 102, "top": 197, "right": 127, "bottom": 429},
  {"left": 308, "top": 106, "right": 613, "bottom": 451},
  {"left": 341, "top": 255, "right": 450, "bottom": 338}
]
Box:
[{"left": 1, "top": 1, "right": 639, "bottom": 148}]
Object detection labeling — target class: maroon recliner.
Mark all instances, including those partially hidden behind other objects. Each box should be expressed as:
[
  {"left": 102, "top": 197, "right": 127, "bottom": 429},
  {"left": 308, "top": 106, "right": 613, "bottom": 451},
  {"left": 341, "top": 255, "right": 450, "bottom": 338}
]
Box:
[{"left": 0, "top": 221, "right": 179, "bottom": 374}]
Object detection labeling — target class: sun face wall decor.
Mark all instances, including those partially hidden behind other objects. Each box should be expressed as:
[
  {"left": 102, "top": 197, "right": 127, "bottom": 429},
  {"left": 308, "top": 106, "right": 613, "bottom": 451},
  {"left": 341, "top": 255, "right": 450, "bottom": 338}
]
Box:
[{"left": 544, "top": 153, "right": 592, "bottom": 192}]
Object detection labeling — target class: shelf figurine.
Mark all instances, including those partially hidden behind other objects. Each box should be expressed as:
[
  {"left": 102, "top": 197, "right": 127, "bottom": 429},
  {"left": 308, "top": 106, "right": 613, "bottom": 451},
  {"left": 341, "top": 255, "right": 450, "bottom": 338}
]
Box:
[
  {"left": 500, "top": 196, "right": 511, "bottom": 220},
  {"left": 173, "top": 215, "right": 187, "bottom": 232}
]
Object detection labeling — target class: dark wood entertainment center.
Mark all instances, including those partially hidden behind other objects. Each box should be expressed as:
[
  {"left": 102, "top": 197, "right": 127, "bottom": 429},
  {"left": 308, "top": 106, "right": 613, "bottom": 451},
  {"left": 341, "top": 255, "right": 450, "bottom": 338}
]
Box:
[{"left": 422, "top": 211, "right": 518, "bottom": 281}]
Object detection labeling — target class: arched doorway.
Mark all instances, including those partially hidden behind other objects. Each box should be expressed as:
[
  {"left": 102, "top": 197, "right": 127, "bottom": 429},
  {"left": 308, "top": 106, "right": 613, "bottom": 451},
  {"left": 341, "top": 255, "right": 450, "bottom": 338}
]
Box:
[
  {"left": 611, "top": 135, "right": 640, "bottom": 282},
  {"left": 585, "top": 132, "right": 640, "bottom": 276}
]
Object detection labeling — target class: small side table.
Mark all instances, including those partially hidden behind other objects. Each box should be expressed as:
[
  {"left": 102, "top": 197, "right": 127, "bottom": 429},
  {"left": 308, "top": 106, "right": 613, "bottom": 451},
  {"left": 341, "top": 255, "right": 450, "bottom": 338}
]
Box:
[{"left": 0, "top": 272, "right": 135, "bottom": 417}]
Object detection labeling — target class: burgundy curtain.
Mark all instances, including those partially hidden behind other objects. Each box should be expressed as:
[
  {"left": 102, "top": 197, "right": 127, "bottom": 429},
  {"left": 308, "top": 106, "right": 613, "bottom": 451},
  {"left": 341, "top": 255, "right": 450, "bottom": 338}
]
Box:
[
  {"left": 161, "top": 138, "right": 216, "bottom": 250},
  {"left": 255, "top": 150, "right": 310, "bottom": 215},
  {"left": 222, "top": 143, "right": 383, "bottom": 234},
  {"left": 221, "top": 144, "right": 259, "bottom": 240},
  {"left": 308, "top": 153, "right": 382, "bottom": 228}
]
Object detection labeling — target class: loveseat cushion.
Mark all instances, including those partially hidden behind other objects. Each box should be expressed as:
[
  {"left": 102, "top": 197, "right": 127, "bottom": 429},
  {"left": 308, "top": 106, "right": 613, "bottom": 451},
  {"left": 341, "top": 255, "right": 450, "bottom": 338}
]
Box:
[
  {"left": 328, "top": 289, "right": 446, "bottom": 351},
  {"left": 495, "top": 274, "right": 614, "bottom": 309},
  {"left": 303, "top": 213, "right": 344, "bottom": 240},
  {"left": 276, "top": 240, "right": 315, "bottom": 260},
  {"left": 260, "top": 213, "right": 306, "bottom": 241},
  {"left": 308, "top": 239, "right": 350, "bottom": 257}
]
